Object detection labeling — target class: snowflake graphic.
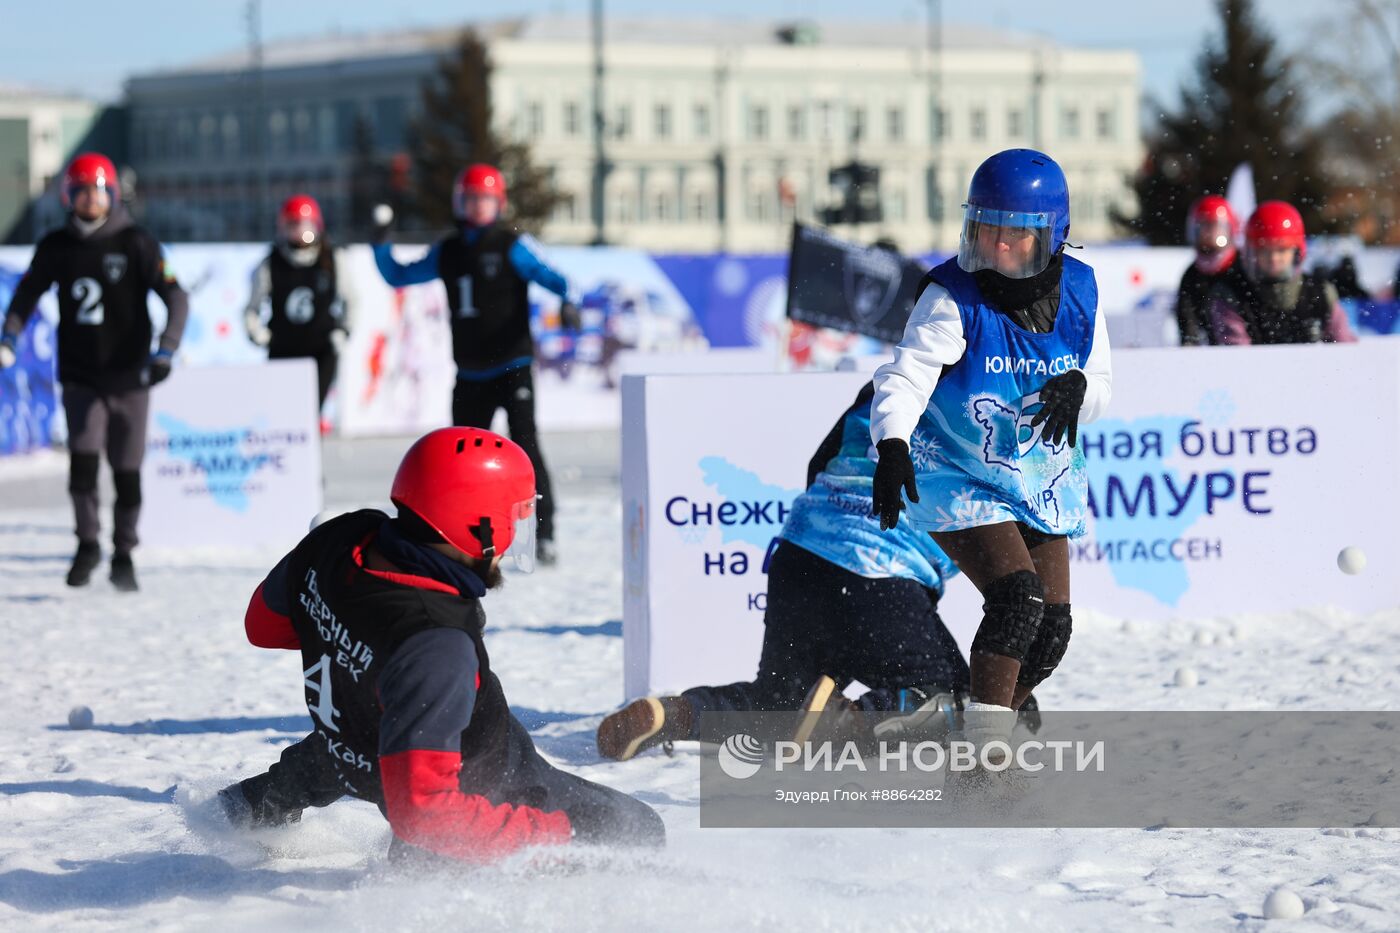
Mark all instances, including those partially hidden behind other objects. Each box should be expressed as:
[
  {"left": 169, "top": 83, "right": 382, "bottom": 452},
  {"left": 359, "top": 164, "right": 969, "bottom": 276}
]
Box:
[
  {"left": 676, "top": 524, "right": 707, "bottom": 545},
  {"left": 909, "top": 433, "right": 942, "bottom": 471},
  {"left": 930, "top": 487, "right": 1007, "bottom": 528},
  {"left": 855, "top": 544, "right": 908, "bottom": 577},
  {"left": 1197, "top": 390, "right": 1236, "bottom": 426}
]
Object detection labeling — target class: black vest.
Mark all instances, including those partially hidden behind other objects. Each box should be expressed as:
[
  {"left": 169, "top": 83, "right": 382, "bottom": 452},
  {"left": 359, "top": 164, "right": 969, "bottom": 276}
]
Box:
[
  {"left": 277, "top": 510, "right": 511, "bottom": 806},
  {"left": 47, "top": 226, "right": 154, "bottom": 390},
  {"left": 267, "top": 247, "right": 339, "bottom": 355},
  {"left": 436, "top": 226, "right": 533, "bottom": 370},
  {"left": 1217, "top": 272, "right": 1333, "bottom": 345}
]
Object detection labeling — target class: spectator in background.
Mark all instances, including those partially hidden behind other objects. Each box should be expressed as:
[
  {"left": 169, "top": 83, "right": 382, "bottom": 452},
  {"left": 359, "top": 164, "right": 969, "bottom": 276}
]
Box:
[
  {"left": 1211, "top": 201, "right": 1357, "bottom": 346},
  {"left": 1330, "top": 255, "right": 1371, "bottom": 302},
  {"left": 1175, "top": 195, "right": 1240, "bottom": 346}
]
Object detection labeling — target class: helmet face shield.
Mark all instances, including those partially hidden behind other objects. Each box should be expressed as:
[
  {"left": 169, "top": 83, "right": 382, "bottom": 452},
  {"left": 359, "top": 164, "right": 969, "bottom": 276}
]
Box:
[
  {"left": 506, "top": 495, "right": 540, "bottom": 573},
  {"left": 957, "top": 205, "right": 1057, "bottom": 280},
  {"left": 1190, "top": 217, "right": 1234, "bottom": 253}
]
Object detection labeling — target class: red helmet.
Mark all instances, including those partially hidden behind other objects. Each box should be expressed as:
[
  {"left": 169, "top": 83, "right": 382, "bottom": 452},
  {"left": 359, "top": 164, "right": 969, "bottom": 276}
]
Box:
[
  {"left": 453, "top": 163, "right": 507, "bottom": 220},
  {"left": 390, "top": 427, "right": 536, "bottom": 562},
  {"left": 278, "top": 194, "right": 323, "bottom": 245},
  {"left": 63, "top": 152, "right": 119, "bottom": 207},
  {"left": 1186, "top": 195, "right": 1238, "bottom": 251},
  {"left": 1245, "top": 201, "right": 1306, "bottom": 260}
]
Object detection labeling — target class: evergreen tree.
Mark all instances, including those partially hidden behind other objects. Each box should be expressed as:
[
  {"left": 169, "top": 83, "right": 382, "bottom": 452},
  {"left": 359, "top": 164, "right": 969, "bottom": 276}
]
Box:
[
  {"left": 411, "top": 30, "right": 563, "bottom": 235},
  {"left": 1116, "top": 0, "right": 1330, "bottom": 243}
]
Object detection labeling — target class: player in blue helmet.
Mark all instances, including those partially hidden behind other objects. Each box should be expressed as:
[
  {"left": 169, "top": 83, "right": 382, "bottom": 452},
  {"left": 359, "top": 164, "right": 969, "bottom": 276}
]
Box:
[{"left": 869, "top": 149, "right": 1112, "bottom": 756}]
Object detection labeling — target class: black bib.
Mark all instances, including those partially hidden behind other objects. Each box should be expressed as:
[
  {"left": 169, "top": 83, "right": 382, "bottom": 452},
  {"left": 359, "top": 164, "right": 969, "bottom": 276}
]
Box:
[
  {"left": 267, "top": 248, "right": 339, "bottom": 354},
  {"left": 436, "top": 227, "right": 533, "bottom": 370},
  {"left": 278, "top": 510, "right": 510, "bottom": 805},
  {"left": 49, "top": 226, "right": 153, "bottom": 389},
  {"left": 1219, "top": 273, "right": 1332, "bottom": 345}
]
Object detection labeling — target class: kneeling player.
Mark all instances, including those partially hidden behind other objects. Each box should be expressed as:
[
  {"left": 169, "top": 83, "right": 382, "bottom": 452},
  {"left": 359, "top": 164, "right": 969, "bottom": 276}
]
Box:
[
  {"left": 218, "top": 428, "right": 663, "bottom": 861},
  {"left": 597, "top": 382, "right": 975, "bottom": 760}
]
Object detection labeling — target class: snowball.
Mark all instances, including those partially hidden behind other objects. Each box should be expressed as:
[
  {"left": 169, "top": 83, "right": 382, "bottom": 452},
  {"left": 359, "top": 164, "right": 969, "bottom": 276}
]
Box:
[
  {"left": 68, "top": 706, "right": 94, "bottom": 730},
  {"left": 1337, "top": 546, "right": 1367, "bottom": 576},
  {"left": 1263, "top": 887, "right": 1305, "bottom": 920},
  {"left": 1174, "top": 667, "right": 1198, "bottom": 688}
]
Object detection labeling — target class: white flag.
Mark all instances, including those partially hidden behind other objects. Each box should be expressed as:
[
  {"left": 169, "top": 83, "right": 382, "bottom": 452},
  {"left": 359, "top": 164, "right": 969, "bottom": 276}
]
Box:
[{"left": 1226, "top": 163, "right": 1256, "bottom": 227}]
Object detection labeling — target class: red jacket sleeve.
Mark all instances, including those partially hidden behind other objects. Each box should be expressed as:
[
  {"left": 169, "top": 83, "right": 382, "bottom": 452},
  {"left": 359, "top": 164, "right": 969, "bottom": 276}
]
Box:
[
  {"left": 380, "top": 749, "right": 572, "bottom": 862},
  {"left": 244, "top": 581, "right": 299, "bottom": 649}
]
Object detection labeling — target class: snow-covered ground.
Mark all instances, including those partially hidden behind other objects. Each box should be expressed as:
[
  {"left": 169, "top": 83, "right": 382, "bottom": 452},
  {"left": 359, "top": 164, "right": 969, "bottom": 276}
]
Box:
[{"left": 1, "top": 434, "right": 1398, "bottom": 931}]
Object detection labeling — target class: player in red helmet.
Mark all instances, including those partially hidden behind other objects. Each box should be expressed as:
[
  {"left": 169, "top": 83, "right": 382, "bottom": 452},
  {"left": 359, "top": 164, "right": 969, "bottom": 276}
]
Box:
[
  {"left": 0, "top": 152, "right": 189, "bottom": 591},
  {"left": 1175, "top": 195, "right": 1241, "bottom": 346},
  {"left": 244, "top": 195, "right": 357, "bottom": 416},
  {"left": 1210, "top": 201, "right": 1357, "bottom": 345},
  {"left": 215, "top": 427, "right": 663, "bottom": 862},
  {"left": 371, "top": 163, "right": 581, "bottom": 566}
]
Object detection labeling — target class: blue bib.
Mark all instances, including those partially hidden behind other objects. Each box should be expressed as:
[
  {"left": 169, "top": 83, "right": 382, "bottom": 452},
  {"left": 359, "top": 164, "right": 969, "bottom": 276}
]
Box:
[
  {"left": 782, "top": 402, "right": 956, "bottom": 591},
  {"left": 905, "top": 255, "right": 1100, "bottom": 537}
]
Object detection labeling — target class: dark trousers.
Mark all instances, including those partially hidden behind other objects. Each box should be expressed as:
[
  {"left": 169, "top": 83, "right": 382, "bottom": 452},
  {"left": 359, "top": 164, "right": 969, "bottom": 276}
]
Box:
[
  {"left": 242, "top": 718, "right": 663, "bottom": 854},
  {"left": 452, "top": 367, "right": 555, "bottom": 542},
  {"left": 682, "top": 542, "right": 971, "bottom": 744},
  {"left": 62, "top": 382, "right": 150, "bottom": 554},
  {"left": 269, "top": 345, "right": 338, "bottom": 409}
]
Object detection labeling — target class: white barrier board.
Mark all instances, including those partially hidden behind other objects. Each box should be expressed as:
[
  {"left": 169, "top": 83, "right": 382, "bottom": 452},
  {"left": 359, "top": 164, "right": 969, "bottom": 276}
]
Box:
[
  {"left": 141, "top": 360, "right": 322, "bottom": 551},
  {"left": 622, "top": 344, "right": 1400, "bottom": 696}
]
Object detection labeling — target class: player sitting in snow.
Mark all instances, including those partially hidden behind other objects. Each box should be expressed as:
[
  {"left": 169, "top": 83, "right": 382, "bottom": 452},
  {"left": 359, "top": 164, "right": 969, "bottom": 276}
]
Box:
[
  {"left": 217, "top": 427, "right": 663, "bottom": 862},
  {"left": 597, "top": 381, "right": 984, "bottom": 761}
]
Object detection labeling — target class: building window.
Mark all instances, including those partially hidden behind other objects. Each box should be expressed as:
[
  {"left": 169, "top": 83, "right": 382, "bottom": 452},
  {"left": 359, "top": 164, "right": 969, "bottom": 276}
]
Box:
[
  {"left": 266, "top": 110, "right": 287, "bottom": 156},
  {"left": 693, "top": 103, "right": 711, "bottom": 138},
  {"left": 787, "top": 105, "right": 806, "bottom": 141},
  {"left": 970, "top": 108, "right": 987, "bottom": 141},
  {"left": 613, "top": 104, "right": 632, "bottom": 140},
  {"left": 553, "top": 195, "right": 577, "bottom": 223},
  {"left": 1007, "top": 108, "right": 1023, "bottom": 140},
  {"left": 317, "top": 105, "right": 335, "bottom": 153},
  {"left": 930, "top": 106, "right": 946, "bottom": 141},
  {"left": 198, "top": 115, "right": 218, "bottom": 158},
  {"left": 885, "top": 106, "right": 905, "bottom": 143},
  {"left": 219, "top": 112, "right": 239, "bottom": 156},
  {"left": 747, "top": 189, "right": 773, "bottom": 222},
  {"left": 1096, "top": 107, "right": 1116, "bottom": 140},
  {"left": 652, "top": 190, "right": 674, "bottom": 222},
  {"left": 611, "top": 190, "right": 635, "bottom": 223},
  {"left": 292, "top": 107, "right": 314, "bottom": 153},
  {"left": 334, "top": 100, "right": 359, "bottom": 149},
  {"left": 748, "top": 104, "right": 769, "bottom": 142},
  {"left": 654, "top": 104, "right": 672, "bottom": 140},
  {"left": 690, "top": 190, "right": 710, "bottom": 222},
  {"left": 373, "top": 97, "right": 406, "bottom": 149},
  {"left": 817, "top": 101, "right": 834, "bottom": 141},
  {"left": 926, "top": 165, "right": 943, "bottom": 221},
  {"left": 885, "top": 188, "right": 907, "bottom": 221},
  {"left": 524, "top": 101, "right": 544, "bottom": 139},
  {"left": 564, "top": 101, "right": 582, "bottom": 138},
  {"left": 1061, "top": 107, "right": 1080, "bottom": 140},
  {"left": 850, "top": 106, "right": 867, "bottom": 142}
]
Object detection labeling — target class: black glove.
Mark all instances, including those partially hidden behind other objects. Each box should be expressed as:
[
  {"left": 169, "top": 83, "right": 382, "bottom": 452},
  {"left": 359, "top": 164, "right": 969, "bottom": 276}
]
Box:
[
  {"left": 871, "top": 438, "right": 919, "bottom": 531},
  {"left": 559, "top": 300, "right": 582, "bottom": 331},
  {"left": 146, "top": 349, "right": 173, "bottom": 386},
  {"left": 1030, "top": 369, "right": 1087, "bottom": 447}
]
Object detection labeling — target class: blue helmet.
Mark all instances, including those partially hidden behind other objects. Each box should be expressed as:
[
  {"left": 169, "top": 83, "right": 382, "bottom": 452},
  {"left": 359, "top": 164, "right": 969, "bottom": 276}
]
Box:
[{"left": 958, "top": 149, "right": 1071, "bottom": 279}]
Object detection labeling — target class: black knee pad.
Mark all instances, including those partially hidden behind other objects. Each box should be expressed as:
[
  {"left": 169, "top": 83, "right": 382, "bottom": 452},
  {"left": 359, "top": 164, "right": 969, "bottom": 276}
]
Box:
[
  {"left": 969, "top": 570, "right": 1045, "bottom": 663},
  {"left": 113, "top": 470, "right": 142, "bottom": 508},
  {"left": 1018, "top": 603, "right": 1072, "bottom": 688},
  {"left": 69, "top": 452, "right": 100, "bottom": 494}
]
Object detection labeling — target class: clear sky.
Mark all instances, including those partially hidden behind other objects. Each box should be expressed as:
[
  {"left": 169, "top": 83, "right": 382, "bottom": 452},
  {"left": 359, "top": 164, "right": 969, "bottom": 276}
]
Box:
[{"left": 0, "top": 0, "right": 1322, "bottom": 108}]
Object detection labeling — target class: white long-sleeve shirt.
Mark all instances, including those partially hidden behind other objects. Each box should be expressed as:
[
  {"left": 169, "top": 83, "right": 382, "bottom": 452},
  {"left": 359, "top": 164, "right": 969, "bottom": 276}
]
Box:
[{"left": 870, "top": 282, "right": 1113, "bottom": 445}]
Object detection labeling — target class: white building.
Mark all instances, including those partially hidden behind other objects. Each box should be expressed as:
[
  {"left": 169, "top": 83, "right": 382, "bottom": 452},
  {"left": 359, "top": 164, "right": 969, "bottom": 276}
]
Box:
[
  {"left": 126, "top": 17, "right": 1141, "bottom": 251},
  {"left": 0, "top": 87, "right": 103, "bottom": 242}
]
